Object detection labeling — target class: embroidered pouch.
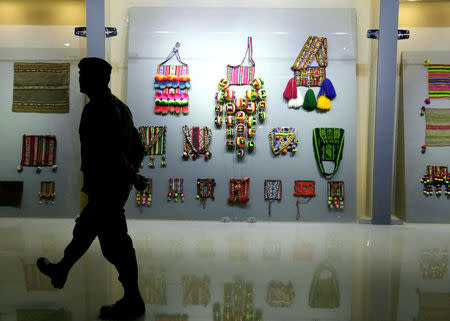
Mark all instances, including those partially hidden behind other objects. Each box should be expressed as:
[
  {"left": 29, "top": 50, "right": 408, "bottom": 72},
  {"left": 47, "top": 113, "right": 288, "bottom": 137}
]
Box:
[
  {"left": 268, "top": 127, "right": 298, "bottom": 155},
  {"left": 227, "top": 37, "right": 255, "bottom": 86},
  {"left": 228, "top": 177, "right": 250, "bottom": 204},
  {"left": 264, "top": 180, "right": 282, "bottom": 216},
  {"left": 328, "top": 181, "right": 344, "bottom": 209},
  {"left": 313, "top": 128, "right": 345, "bottom": 179},
  {"left": 293, "top": 180, "right": 315, "bottom": 220},
  {"left": 182, "top": 126, "right": 212, "bottom": 159},
  {"left": 295, "top": 66, "right": 326, "bottom": 87},
  {"left": 39, "top": 181, "right": 55, "bottom": 205}
]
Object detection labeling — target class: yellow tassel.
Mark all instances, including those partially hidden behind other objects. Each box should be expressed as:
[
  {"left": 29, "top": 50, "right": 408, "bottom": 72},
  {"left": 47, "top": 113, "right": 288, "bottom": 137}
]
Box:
[{"left": 316, "top": 95, "right": 331, "bottom": 111}]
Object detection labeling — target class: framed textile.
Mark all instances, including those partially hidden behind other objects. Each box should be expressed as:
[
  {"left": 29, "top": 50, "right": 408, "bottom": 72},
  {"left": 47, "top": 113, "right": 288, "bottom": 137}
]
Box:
[
  {"left": 182, "top": 126, "right": 212, "bottom": 159},
  {"left": 228, "top": 177, "right": 250, "bottom": 204},
  {"left": 39, "top": 181, "right": 55, "bottom": 205},
  {"left": 18, "top": 135, "right": 57, "bottom": 172},
  {"left": 425, "top": 62, "right": 450, "bottom": 101},
  {"left": 0, "top": 181, "right": 23, "bottom": 206},
  {"left": 420, "top": 108, "right": 450, "bottom": 151},
  {"left": 313, "top": 128, "right": 344, "bottom": 179},
  {"left": 327, "top": 181, "right": 344, "bottom": 209},
  {"left": 12, "top": 62, "right": 70, "bottom": 113},
  {"left": 264, "top": 180, "right": 282, "bottom": 216},
  {"left": 139, "top": 126, "right": 167, "bottom": 167}
]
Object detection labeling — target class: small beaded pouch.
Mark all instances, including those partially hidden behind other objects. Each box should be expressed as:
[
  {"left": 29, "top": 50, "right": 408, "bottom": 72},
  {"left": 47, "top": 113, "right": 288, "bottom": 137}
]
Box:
[
  {"left": 227, "top": 37, "right": 255, "bottom": 86},
  {"left": 313, "top": 128, "right": 344, "bottom": 179},
  {"left": 168, "top": 178, "right": 184, "bottom": 202},
  {"left": 139, "top": 126, "right": 167, "bottom": 168},
  {"left": 39, "top": 181, "right": 55, "bottom": 205},
  {"left": 264, "top": 180, "right": 282, "bottom": 216},
  {"left": 421, "top": 165, "right": 450, "bottom": 196},
  {"left": 268, "top": 127, "right": 298, "bottom": 155},
  {"left": 327, "top": 181, "right": 344, "bottom": 209},
  {"left": 136, "top": 177, "right": 152, "bottom": 207},
  {"left": 197, "top": 178, "right": 215, "bottom": 207},
  {"left": 18, "top": 135, "right": 58, "bottom": 173},
  {"left": 228, "top": 177, "right": 250, "bottom": 204},
  {"left": 182, "top": 126, "right": 212, "bottom": 160},
  {"left": 293, "top": 180, "right": 316, "bottom": 220},
  {"left": 154, "top": 42, "right": 190, "bottom": 115}
]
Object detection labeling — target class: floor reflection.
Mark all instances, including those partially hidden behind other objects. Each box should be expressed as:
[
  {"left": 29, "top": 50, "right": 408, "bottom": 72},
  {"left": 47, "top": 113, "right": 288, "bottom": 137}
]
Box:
[{"left": 0, "top": 219, "right": 449, "bottom": 321}]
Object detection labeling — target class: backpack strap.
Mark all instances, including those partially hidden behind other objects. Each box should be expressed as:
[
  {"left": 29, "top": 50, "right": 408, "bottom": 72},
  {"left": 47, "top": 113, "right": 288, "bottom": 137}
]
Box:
[{"left": 159, "top": 42, "right": 188, "bottom": 67}]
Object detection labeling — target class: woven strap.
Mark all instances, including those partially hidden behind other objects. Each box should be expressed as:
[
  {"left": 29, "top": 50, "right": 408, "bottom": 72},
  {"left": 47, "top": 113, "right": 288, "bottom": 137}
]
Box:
[
  {"left": 229, "top": 36, "right": 255, "bottom": 68},
  {"left": 313, "top": 128, "right": 344, "bottom": 179},
  {"left": 291, "top": 36, "right": 328, "bottom": 71},
  {"left": 159, "top": 42, "right": 187, "bottom": 67}
]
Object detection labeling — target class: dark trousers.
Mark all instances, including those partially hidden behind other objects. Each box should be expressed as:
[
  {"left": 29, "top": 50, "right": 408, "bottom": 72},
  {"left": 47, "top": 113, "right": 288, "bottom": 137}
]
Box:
[{"left": 61, "top": 183, "right": 139, "bottom": 295}]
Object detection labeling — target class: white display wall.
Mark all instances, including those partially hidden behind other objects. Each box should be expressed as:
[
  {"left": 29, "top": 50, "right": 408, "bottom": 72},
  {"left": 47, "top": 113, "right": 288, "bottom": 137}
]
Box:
[{"left": 125, "top": 7, "right": 357, "bottom": 221}]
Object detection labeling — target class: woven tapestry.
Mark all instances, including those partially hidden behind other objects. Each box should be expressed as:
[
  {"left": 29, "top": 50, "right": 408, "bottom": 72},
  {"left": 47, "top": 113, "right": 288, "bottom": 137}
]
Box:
[
  {"left": 20, "top": 135, "right": 57, "bottom": 167},
  {"left": 13, "top": 62, "right": 70, "bottom": 113},
  {"left": 423, "top": 108, "right": 450, "bottom": 147},
  {"left": 427, "top": 64, "right": 450, "bottom": 100}
]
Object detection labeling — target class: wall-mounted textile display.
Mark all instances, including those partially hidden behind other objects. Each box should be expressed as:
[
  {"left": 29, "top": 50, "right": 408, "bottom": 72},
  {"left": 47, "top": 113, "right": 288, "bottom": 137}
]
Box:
[
  {"left": 182, "top": 275, "right": 211, "bottom": 307},
  {"left": 313, "top": 128, "right": 344, "bottom": 179},
  {"left": 136, "top": 178, "right": 152, "bottom": 207},
  {"left": 139, "top": 126, "right": 167, "bottom": 168},
  {"left": 420, "top": 165, "right": 449, "bottom": 196},
  {"left": 419, "top": 248, "right": 448, "bottom": 280},
  {"left": 214, "top": 37, "right": 267, "bottom": 159},
  {"left": 424, "top": 61, "right": 450, "bottom": 103},
  {"left": 268, "top": 127, "right": 298, "bottom": 155},
  {"left": 264, "top": 180, "right": 282, "bottom": 216},
  {"left": 182, "top": 126, "right": 212, "bottom": 160},
  {"left": 309, "top": 263, "right": 340, "bottom": 309},
  {"left": 265, "top": 281, "right": 295, "bottom": 307},
  {"left": 168, "top": 178, "right": 184, "bottom": 202},
  {"left": 18, "top": 135, "right": 57, "bottom": 172},
  {"left": 327, "top": 181, "right": 344, "bottom": 209},
  {"left": 12, "top": 62, "right": 70, "bottom": 113},
  {"left": 0, "top": 181, "right": 23, "bottom": 206},
  {"left": 154, "top": 42, "right": 190, "bottom": 115},
  {"left": 228, "top": 177, "right": 250, "bottom": 204},
  {"left": 283, "top": 36, "right": 336, "bottom": 110},
  {"left": 420, "top": 107, "right": 450, "bottom": 152},
  {"left": 196, "top": 178, "right": 215, "bottom": 207},
  {"left": 415, "top": 288, "right": 450, "bottom": 321},
  {"left": 39, "top": 181, "right": 55, "bottom": 205},
  {"left": 293, "top": 180, "right": 316, "bottom": 220}
]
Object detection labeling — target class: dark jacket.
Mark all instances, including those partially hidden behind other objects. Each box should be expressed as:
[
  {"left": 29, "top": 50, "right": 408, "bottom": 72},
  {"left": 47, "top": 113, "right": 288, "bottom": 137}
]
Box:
[{"left": 79, "top": 90, "right": 137, "bottom": 193}]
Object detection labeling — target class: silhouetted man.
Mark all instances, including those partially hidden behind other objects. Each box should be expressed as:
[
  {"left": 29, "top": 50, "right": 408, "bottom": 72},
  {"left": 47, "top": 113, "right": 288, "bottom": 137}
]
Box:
[{"left": 37, "top": 57, "right": 147, "bottom": 320}]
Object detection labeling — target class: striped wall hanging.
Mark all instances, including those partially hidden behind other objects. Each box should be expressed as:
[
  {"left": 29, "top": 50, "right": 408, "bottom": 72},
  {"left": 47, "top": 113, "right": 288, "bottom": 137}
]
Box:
[
  {"left": 139, "top": 126, "right": 167, "bottom": 167},
  {"left": 424, "top": 61, "right": 450, "bottom": 103},
  {"left": 18, "top": 135, "right": 57, "bottom": 172},
  {"left": 420, "top": 107, "right": 450, "bottom": 152}
]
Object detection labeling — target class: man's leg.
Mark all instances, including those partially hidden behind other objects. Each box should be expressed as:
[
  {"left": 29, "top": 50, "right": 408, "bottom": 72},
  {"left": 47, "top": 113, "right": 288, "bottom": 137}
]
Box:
[{"left": 37, "top": 203, "right": 97, "bottom": 289}]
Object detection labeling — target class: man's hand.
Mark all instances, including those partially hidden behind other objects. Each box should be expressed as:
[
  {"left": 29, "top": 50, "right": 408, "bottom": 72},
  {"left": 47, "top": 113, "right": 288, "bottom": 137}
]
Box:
[{"left": 133, "top": 174, "right": 148, "bottom": 191}]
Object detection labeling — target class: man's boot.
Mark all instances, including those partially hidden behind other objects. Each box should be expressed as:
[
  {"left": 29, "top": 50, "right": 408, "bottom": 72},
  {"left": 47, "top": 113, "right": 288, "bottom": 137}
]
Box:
[{"left": 36, "top": 257, "right": 69, "bottom": 289}]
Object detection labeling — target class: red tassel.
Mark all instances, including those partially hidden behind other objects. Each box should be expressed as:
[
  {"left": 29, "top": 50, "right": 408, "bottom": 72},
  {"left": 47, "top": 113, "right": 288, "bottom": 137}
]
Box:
[{"left": 283, "top": 78, "right": 297, "bottom": 100}]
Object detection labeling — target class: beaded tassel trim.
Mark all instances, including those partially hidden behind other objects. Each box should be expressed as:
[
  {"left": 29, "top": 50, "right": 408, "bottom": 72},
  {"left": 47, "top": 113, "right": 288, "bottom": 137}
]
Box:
[
  {"left": 268, "top": 127, "right": 298, "bottom": 155},
  {"left": 168, "top": 178, "right": 184, "bottom": 202},
  {"left": 136, "top": 177, "right": 152, "bottom": 207},
  {"left": 293, "top": 180, "right": 315, "bottom": 220},
  {"left": 139, "top": 126, "right": 167, "bottom": 168},
  {"left": 154, "top": 42, "right": 190, "bottom": 115},
  {"left": 264, "top": 180, "right": 282, "bottom": 216},
  {"left": 182, "top": 126, "right": 212, "bottom": 160},
  {"left": 421, "top": 165, "right": 450, "bottom": 196},
  {"left": 197, "top": 178, "right": 215, "bottom": 207},
  {"left": 228, "top": 177, "right": 250, "bottom": 204},
  {"left": 39, "top": 181, "right": 55, "bottom": 205},
  {"left": 327, "top": 181, "right": 344, "bottom": 209},
  {"left": 18, "top": 135, "right": 58, "bottom": 172}
]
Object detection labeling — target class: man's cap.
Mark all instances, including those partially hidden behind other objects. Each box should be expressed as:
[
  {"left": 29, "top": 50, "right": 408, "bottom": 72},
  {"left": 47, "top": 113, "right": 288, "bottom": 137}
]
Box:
[{"left": 78, "top": 57, "right": 112, "bottom": 77}]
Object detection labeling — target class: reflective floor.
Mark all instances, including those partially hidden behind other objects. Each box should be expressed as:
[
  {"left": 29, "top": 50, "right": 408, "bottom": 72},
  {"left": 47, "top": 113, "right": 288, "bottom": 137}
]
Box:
[{"left": 0, "top": 219, "right": 449, "bottom": 321}]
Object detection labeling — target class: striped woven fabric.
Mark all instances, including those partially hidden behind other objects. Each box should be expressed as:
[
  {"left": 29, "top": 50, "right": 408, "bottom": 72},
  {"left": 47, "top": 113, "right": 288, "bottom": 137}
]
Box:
[
  {"left": 424, "top": 108, "right": 450, "bottom": 146},
  {"left": 427, "top": 64, "right": 450, "bottom": 99},
  {"left": 226, "top": 65, "right": 255, "bottom": 86},
  {"left": 21, "top": 135, "right": 57, "bottom": 167},
  {"left": 13, "top": 62, "right": 70, "bottom": 113},
  {"left": 139, "top": 126, "right": 166, "bottom": 155}
]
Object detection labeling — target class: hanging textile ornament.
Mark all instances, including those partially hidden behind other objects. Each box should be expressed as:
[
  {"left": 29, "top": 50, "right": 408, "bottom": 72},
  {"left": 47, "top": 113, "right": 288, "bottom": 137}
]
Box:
[
  {"left": 136, "top": 177, "right": 152, "bottom": 207},
  {"left": 421, "top": 165, "right": 449, "bottom": 196},
  {"left": 293, "top": 180, "right": 316, "bottom": 220},
  {"left": 154, "top": 42, "right": 190, "bottom": 115},
  {"left": 18, "top": 135, "right": 57, "bottom": 173},
  {"left": 420, "top": 107, "right": 450, "bottom": 152},
  {"left": 215, "top": 37, "right": 267, "bottom": 158},
  {"left": 228, "top": 177, "right": 250, "bottom": 203},
  {"left": 327, "top": 181, "right": 344, "bottom": 209},
  {"left": 196, "top": 178, "right": 215, "bottom": 207},
  {"left": 139, "top": 126, "right": 167, "bottom": 168},
  {"left": 39, "top": 181, "right": 55, "bottom": 205},
  {"left": 317, "top": 78, "right": 336, "bottom": 111},
  {"left": 215, "top": 116, "right": 222, "bottom": 127},
  {"left": 303, "top": 89, "right": 317, "bottom": 110},
  {"left": 168, "top": 178, "right": 184, "bottom": 202},
  {"left": 268, "top": 127, "right": 298, "bottom": 155},
  {"left": 316, "top": 95, "right": 331, "bottom": 110},
  {"left": 424, "top": 61, "right": 450, "bottom": 101},
  {"left": 182, "top": 126, "right": 212, "bottom": 160},
  {"left": 264, "top": 180, "right": 282, "bottom": 216},
  {"left": 313, "top": 128, "right": 344, "bottom": 179}
]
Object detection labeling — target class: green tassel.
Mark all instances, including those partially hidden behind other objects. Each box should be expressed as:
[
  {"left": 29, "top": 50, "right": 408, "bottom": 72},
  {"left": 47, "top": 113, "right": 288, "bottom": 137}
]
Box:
[{"left": 303, "top": 89, "right": 317, "bottom": 110}]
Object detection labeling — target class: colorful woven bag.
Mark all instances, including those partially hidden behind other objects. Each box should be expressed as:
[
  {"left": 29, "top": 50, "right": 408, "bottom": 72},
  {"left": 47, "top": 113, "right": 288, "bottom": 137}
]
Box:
[
  {"left": 227, "top": 37, "right": 255, "bottom": 86},
  {"left": 313, "top": 128, "right": 344, "bottom": 179}
]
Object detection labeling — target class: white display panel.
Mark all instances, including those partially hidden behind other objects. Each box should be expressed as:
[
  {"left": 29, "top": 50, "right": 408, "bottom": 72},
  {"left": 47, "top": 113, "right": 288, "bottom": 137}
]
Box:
[{"left": 126, "top": 7, "right": 357, "bottom": 221}]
